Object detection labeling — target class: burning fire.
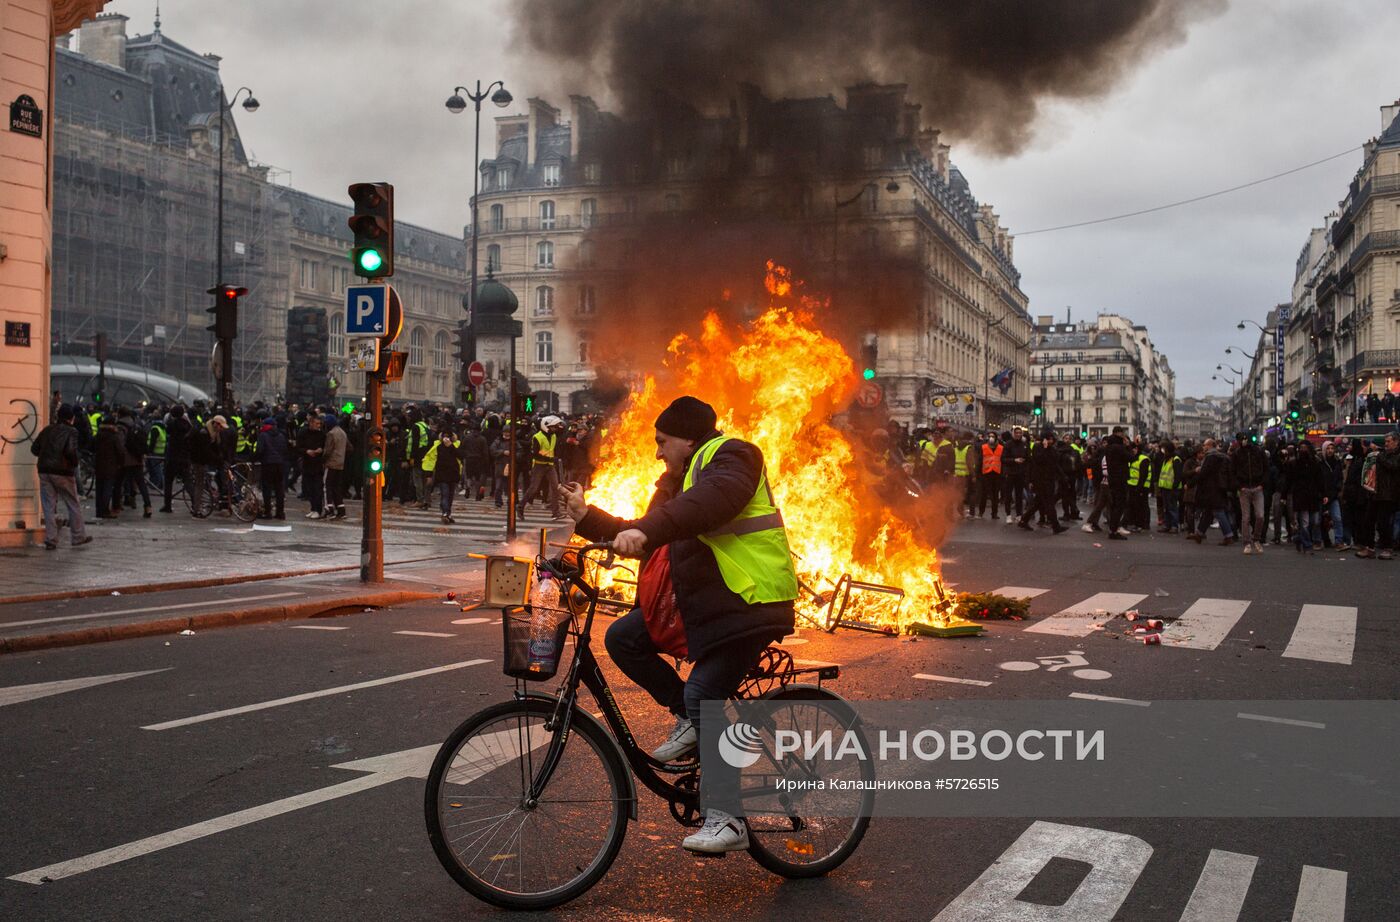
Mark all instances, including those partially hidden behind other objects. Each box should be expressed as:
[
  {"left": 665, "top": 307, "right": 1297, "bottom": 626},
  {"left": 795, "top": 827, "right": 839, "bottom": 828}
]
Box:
[{"left": 586, "top": 262, "right": 959, "bottom": 633}]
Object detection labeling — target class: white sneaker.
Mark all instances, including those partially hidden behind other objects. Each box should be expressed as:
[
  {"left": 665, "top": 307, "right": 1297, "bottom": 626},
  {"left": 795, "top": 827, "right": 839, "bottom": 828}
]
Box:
[
  {"left": 1253, "top": 542, "right": 1264, "bottom": 553},
  {"left": 1081, "top": 523, "right": 1095, "bottom": 533},
  {"left": 682, "top": 809, "right": 749, "bottom": 854},
  {"left": 1114, "top": 527, "right": 1132, "bottom": 537},
  {"left": 1004, "top": 515, "right": 1014, "bottom": 524},
  {"left": 307, "top": 511, "right": 321, "bottom": 520},
  {"left": 1243, "top": 543, "right": 1254, "bottom": 555},
  {"left": 650, "top": 716, "right": 697, "bottom": 762}
]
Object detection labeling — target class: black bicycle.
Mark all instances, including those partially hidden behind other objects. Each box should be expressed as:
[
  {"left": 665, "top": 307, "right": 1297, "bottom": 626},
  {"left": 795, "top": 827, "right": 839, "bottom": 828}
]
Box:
[{"left": 424, "top": 542, "right": 874, "bottom": 910}]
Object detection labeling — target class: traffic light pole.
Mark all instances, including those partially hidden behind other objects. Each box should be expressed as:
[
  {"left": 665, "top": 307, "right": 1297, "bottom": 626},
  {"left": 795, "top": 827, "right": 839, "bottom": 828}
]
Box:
[
  {"left": 507, "top": 350, "right": 518, "bottom": 543},
  {"left": 361, "top": 372, "right": 384, "bottom": 583}
]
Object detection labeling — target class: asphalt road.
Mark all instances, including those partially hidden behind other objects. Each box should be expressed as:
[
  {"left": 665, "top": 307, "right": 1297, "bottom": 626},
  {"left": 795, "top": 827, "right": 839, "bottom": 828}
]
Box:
[{"left": 2, "top": 521, "right": 1396, "bottom": 921}]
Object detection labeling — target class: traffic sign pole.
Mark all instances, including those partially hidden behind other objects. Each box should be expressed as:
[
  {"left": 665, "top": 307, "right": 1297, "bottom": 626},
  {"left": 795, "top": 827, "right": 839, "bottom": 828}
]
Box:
[{"left": 361, "top": 371, "right": 383, "bottom": 583}]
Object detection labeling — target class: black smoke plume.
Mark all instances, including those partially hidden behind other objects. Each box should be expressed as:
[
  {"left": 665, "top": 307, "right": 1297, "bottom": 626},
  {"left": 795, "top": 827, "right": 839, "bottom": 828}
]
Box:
[{"left": 514, "top": 0, "right": 1223, "bottom": 155}]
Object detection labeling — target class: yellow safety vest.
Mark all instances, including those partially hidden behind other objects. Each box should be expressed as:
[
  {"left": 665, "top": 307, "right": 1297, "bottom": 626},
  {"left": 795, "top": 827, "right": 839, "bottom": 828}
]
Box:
[
  {"left": 1127, "top": 454, "right": 1150, "bottom": 487},
  {"left": 1157, "top": 457, "right": 1176, "bottom": 490},
  {"left": 150, "top": 423, "right": 167, "bottom": 456},
  {"left": 682, "top": 436, "right": 799, "bottom": 605},
  {"left": 233, "top": 416, "right": 250, "bottom": 454},
  {"left": 88, "top": 411, "right": 102, "bottom": 434},
  {"left": 532, "top": 431, "right": 557, "bottom": 466},
  {"left": 953, "top": 445, "right": 971, "bottom": 477}
]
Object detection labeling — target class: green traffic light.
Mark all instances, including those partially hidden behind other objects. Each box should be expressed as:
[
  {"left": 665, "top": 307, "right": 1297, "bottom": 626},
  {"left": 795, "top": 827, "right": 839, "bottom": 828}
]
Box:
[
  {"left": 357, "top": 248, "right": 384, "bottom": 273},
  {"left": 862, "top": 368, "right": 876, "bottom": 381},
  {"left": 369, "top": 458, "right": 383, "bottom": 474},
  {"left": 340, "top": 401, "right": 355, "bottom": 414}
]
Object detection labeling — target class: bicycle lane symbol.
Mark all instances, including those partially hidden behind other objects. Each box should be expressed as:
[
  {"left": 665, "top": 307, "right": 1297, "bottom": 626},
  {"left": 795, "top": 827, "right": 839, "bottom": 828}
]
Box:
[{"left": 997, "top": 650, "right": 1113, "bottom": 681}]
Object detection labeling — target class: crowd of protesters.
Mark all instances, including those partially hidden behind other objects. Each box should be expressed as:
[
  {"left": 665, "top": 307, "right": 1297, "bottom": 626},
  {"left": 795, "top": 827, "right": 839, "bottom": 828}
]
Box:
[
  {"left": 881, "top": 422, "right": 1400, "bottom": 559},
  {"left": 32, "top": 397, "right": 600, "bottom": 545}
]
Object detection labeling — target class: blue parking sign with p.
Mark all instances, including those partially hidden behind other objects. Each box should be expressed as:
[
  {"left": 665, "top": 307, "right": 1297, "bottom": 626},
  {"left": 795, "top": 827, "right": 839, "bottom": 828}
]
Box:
[{"left": 346, "top": 285, "right": 387, "bottom": 335}]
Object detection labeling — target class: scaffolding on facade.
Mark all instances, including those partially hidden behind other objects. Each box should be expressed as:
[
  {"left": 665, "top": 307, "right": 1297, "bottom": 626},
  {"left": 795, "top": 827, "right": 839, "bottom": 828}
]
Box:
[{"left": 52, "top": 107, "right": 291, "bottom": 404}]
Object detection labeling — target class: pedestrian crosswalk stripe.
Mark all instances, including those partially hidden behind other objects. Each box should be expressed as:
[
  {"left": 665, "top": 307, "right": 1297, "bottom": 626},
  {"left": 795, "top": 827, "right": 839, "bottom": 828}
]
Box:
[
  {"left": 1291, "top": 865, "right": 1348, "bottom": 921},
  {"left": 1179, "top": 849, "right": 1258, "bottom": 922},
  {"left": 1282, "top": 605, "right": 1357, "bottom": 665},
  {"left": 1024, "top": 592, "right": 1147, "bottom": 636},
  {"left": 1162, "top": 598, "right": 1251, "bottom": 651},
  {"left": 991, "top": 586, "right": 1049, "bottom": 599}
]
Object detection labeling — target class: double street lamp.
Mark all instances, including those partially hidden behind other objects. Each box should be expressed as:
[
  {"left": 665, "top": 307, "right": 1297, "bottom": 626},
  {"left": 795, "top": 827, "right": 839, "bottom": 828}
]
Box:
[
  {"left": 212, "top": 85, "right": 259, "bottom": 408},
  {"left": 446, "top": 80, "right": 513, "bottom": 399}
]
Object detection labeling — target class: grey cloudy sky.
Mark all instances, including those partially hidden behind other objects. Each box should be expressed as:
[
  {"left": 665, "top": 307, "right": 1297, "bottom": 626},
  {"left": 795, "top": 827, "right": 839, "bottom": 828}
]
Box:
[{"left": 106, "top": 0, "right": 1400, "bottom": 396}]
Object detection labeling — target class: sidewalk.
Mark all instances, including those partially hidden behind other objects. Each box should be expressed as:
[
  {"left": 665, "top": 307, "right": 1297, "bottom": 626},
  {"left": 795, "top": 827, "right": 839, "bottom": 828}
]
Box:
[{"left": 0, "top": 495, "right": 572, "bottom": 602}]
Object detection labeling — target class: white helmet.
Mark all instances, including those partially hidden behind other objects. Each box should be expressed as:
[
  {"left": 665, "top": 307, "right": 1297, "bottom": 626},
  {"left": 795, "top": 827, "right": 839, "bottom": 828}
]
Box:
[{"left": 541, "top": 415, "right": 563, "bottom": 429}]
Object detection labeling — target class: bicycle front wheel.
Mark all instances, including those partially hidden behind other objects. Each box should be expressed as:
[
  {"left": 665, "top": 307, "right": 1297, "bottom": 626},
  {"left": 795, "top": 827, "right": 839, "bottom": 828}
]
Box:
[{"left": 425, "top": 697, "right": 630, "bottom": 911}]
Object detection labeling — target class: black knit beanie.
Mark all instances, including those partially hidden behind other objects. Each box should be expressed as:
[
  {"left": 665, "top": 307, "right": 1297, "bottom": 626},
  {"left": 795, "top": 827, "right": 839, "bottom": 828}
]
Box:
[{"left": 654, "top": 396, "right": 717, "bottom": 441}]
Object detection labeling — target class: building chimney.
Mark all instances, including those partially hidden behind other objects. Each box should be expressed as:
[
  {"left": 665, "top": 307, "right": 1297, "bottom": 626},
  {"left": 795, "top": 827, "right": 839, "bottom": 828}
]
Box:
[
  {"left": 56, "top": 32, "right": 73, "bottom": 51},
  {"left": 1383, "top": 99, "right": 1400, "bottom": 133},
  {"left": 569, "top": 95, "right": 599, "bottom": 159},
  {"left": 78, "top": 12, "right": 129, "bottom": 70},
  {"left": 525, "top": 98, "right": 559, "bottom": 170}
]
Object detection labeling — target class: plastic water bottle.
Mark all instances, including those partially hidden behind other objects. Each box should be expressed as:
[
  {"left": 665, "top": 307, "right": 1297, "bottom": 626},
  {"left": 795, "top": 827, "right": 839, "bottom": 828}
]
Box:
[{"left": 528, "top": 574, "right": 561, "bottom": 670}]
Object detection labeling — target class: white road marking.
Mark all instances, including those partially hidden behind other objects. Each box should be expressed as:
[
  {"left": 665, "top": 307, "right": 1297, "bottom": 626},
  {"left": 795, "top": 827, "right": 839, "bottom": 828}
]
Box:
[
  {"left": 914, "top": 673, "right": 992, "bottom": 687},
  {"left": 0, "top": 669, "right": 172, "bottom": 708},
  {"left": 1068, "top": 692, "right": 1150, "bottom": 707},
  {"left": 1162, "top": 598, "right": 1251, "bottom": 650},
  {"left": 451, "top": 617, "right": 491, "bottom": 625},
  {"left": 1023, "top": 592, "right": 1146, "bottom": 637},
  {"left": 0, "top": 592, "right": 303, "bottom": 629},
  {"left": 393, "top": 630, "right": 457, "bottom": 638},
  {"left": 992, "top": 586, "right": 1049, "bottom": 599},
  {"left": 1291, "top": 865, "right": 1347, "bottom": 921},
  {"left": 932, "top": 820, "right": 1152, "bottom": 921},
  {"left": 6, "top": 734, "right": 541, "bottom": 885},
  {"left": 288, "top": 625, "right": 349, "bottom": 631},
  {"left": 1179, "top": 849, "right": 1258, "bottom": 921},
  {"left": 1236, "top": 712, "right": 1326, "bottom": 730},
  {"left": 1282, "top": 604, "right": 1356, "bottom": 665},
  {"left": 140, "top": 659, "right": 490, "bottom": 730}
]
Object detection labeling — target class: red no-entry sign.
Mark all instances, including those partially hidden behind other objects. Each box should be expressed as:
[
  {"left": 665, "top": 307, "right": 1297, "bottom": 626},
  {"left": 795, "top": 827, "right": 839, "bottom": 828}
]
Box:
[
  {"left": 467, "top": 361, "right": 486, "bottom": 387},
  {"left": 855, "top": 381, "right": 883, "bottom": 408}
]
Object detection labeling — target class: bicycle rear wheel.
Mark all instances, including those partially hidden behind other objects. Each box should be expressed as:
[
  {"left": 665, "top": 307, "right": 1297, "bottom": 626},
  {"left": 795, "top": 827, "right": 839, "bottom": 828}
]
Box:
[
  {"left": 740, "top": 686, "right": 874, "bottom": 878},
  {"left": 425, "top": 697, "right": 630, "bottom": 911}
]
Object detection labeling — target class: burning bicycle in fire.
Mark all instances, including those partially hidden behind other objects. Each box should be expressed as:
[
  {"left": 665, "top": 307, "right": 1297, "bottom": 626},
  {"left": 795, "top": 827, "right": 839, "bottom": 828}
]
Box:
[{"left": 424, "top": 543, "right": 874, "bottom": 910}]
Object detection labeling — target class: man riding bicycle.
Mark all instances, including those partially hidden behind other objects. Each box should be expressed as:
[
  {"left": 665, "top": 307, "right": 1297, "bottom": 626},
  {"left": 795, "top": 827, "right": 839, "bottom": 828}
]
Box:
[{"left": 559, "top": 395, "right": 798, "bottom": 854}]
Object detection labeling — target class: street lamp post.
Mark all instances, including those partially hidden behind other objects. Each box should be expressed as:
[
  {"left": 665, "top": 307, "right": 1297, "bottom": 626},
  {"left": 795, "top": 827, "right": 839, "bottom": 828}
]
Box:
[
  {"left": 1213, "top": 372, "right": 1239, "bottom": 434},
  {"left": 213, "top": 85, "right": 258, "bottom": 409},
  {"left": 446, "top": 81, "right": 513, "bottom": 400}
]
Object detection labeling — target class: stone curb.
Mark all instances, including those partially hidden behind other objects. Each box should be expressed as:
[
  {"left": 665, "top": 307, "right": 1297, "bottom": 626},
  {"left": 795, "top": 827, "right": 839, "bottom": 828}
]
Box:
[{"left": 0, "top": 588, "right": 439, "bottom": 656}]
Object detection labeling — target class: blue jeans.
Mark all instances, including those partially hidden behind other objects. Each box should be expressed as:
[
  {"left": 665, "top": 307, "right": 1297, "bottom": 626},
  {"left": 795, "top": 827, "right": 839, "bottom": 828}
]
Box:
[
  {"left": 1295, "top": 509, "right": 1317, "bottom": 550},
  {"left": 1197, "top": 505, "right": 1234, "bottom": 538},
  {"left": 145, "top": 457, "right": 164, "bottom": 491},
  {"left": 1327, "top": 498, "right": 1345, "bottom": 544},
  {"left": 1162, "top": 491, "right": 1180, "bottom": 531},
  {"left": 438, "top": 481, "right": 455, "bottom": 516}
]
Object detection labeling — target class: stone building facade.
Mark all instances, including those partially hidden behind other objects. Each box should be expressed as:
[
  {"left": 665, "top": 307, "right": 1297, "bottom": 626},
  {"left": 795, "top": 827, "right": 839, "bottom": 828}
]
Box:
[
  {"left": 1030, "top": 313, "right": 1175, "bottom": 439},
  {"left": 470, "top": 85, "right": 1032, "bottom": 426}
]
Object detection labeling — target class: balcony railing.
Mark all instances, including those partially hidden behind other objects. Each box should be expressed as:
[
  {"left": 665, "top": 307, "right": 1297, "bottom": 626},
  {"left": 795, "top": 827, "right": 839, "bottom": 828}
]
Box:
[{"left": 1346, "top": 229, "right": 1400, "bottom": 275}]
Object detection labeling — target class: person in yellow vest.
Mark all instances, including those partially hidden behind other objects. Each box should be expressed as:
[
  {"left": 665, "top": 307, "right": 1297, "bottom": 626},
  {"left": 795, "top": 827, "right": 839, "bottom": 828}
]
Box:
[
  {"left": 559, "top": 395, "right": 797, "bottom": 855},
  {"left": 521, "top": 415, "right": 565, "bottom": 518},
  {"left": 952, "top": 431, "right": 977, "bottom": 517},
  {"left": 422, "top": 430, "right": 461, "bottom": 524},
  {"left": 1127, "top": 439, "right": 1154, "bottom": 531},
  {"left": 978, "top": 431, "right": 1004, "bottom": 519}
]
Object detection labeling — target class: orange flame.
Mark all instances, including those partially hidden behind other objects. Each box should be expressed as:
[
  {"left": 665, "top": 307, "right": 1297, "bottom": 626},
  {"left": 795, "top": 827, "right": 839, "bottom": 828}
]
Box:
[{"left": 587, "top": 261, "right": 956, "bottom": 632}]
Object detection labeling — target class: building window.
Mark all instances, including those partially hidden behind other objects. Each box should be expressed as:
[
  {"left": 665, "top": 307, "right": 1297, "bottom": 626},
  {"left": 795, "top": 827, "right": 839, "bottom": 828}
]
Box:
[
  {"left": 432, "top": 330, "right": 449, "bottom": 369},
  {"left": 664, "top": 193, "right": 680, "bottom": 213},
  {"left": 535, "top": 330, "right": 553, "bottom": 364},
  {"left": 581, "top": 198, "right": 597, "bottom": 227},
  {"left": 299, "top": 259, "right": 311, "bottom": 289},
  {"left": 582, "top": 162, "right": 600, "bottom": 183},
  {"left": 1074, "top": 367, "right": 1081, "bottom": 379},
  {"left": 535, "top": 285, "right": 554, "bottom": 316},
  {"left": 542, "top": 163, "right": 560, "bottom": 187},
  {"left": 1095, "top": 385, "right": 1103, "bottom": 400},
  {"left": 863, "top": 184, "right": 878, "bottom": 214},
  {"left": 1096, "top": 366, "right": 1103, "bottom": 380},
  {"left": 329, "top": 313, "right": 344, "bottom": 357},
  {"left": 578, "top": 331, "right": 592, "bottom": 365},
  {"left": 1119, "top": 407, "right": 1128, "bottom": 423},
  {"left": 1055, "top": 408, "right": 1064, "bottom": 423},
  {"left": 497, "top": 168, "right": 511, "bottom": 190},
  {"left": 539, "top": 200, "right": 555, "bottom": 230},
  {"left": 1055, "top": 387, "right": 1064, "bottom": 401},
  {"left": 666, "top": 156, "right": 685, "bottom": 178},
  {"left": 409, "top": 326, "right": 426, "bottom": 367},
  {"left": 537, "top": 240, "right": 554, "bottom": 268},
  {"left": 1073, "top": 407, "right": 1082, "bottom": 423},
  {"left": 578, "top": 238, "right": 596, "bottom": 268},
  {"left": 1073, "top": 386, "right": 1081, "bottom": 400},
  {"left": 578, "top": 285, "right": 596, "bottom": 314},
  {"left": 1056, "top": 367, "right": 1064, "bottom": 381},
  {"left": 486, "top": 244, "right": 501, "bottom": 272},
  {"left": 490, "top": 204, "right": 504, "bottom": 231},
  {"left": 1120, "top": 385, "right": 1128, "bottom": 399},
  {"left": 623, "top": 196, "right": 638, "bottom": 220},
  {"left": 1095, "top": 407, "right": 1103, "bottom": 422}
]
